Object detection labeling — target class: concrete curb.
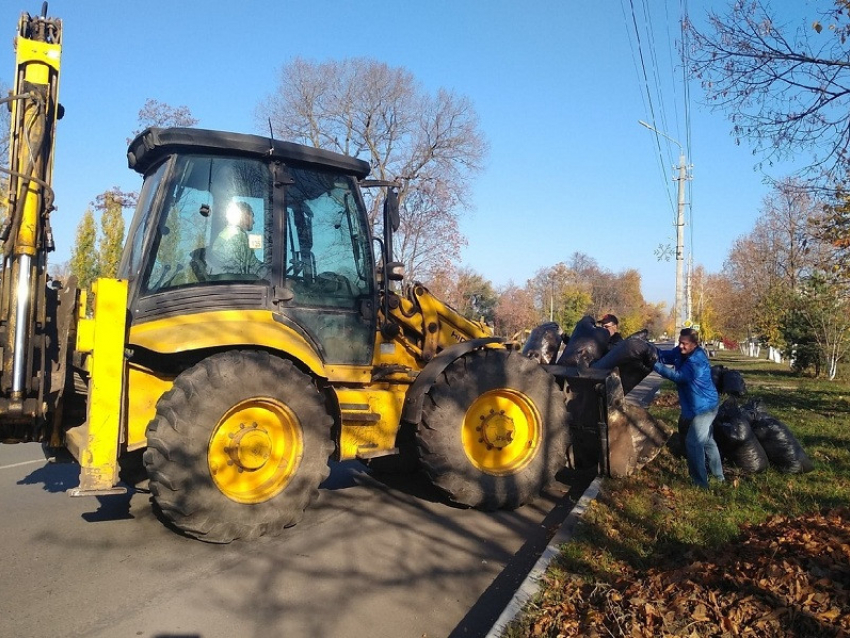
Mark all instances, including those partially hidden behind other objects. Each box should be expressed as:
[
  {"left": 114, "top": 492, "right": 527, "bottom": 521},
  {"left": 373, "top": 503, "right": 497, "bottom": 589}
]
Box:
[
  {"left": 484, "top": 373, "right": 662, "bottom": 637},
  {"left": 484, "top": 475, "right": 604, "bottom": 637}
]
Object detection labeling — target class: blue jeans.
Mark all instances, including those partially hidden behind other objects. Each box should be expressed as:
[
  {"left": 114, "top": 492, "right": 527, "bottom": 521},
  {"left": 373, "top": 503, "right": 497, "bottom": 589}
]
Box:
[{"left": 684, "top": 406, "right": 723, "bottom": 488}]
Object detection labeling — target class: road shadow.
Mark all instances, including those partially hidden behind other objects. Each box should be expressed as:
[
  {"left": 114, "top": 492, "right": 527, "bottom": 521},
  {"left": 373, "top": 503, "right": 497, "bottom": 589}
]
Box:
[
  {"left": 355, "top": 462, "right": 471, "bottom": 509},
  {"left": 449, "top": 466, "right": 597, "bottom": 637},
  {"left": 81, "top": 491, "right": 136, "bottom": 522},
  {"left": 17, "top": 459, "right": 79, "bottom": 493}
]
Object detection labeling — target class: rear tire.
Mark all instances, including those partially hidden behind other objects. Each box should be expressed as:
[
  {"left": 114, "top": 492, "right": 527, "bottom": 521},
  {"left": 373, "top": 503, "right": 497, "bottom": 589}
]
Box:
[
  {"left": 143, "top": 350, "right": 333, "bottom": 542},
  {"left": 417, "top": 348, "right": 568, "bottom": 510}
]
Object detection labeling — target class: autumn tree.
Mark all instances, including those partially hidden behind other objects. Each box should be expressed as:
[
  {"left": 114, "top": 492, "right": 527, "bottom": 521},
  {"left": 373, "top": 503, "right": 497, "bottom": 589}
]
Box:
[
  {"left": 526, "top": 255, "right": 658, "bottom": 337},
  {"left": 493, "top": 282, "right": 539, "bottom": 339},
  {"left": 642, "top": 302, "right": 670, "bottom": 340},
  {"left": 688, "top": 0, "right": 850, "bottom": 183},
  {"left": 527, "top": 262, "right": 585, "bottom": 332},
  {"left": 702, "top": 272, "right": 746, "bottom": 342},
  {"left": 128, "top": 98, "right": 199, "bottom": 143},
  {"left": 425, "top": 265, "right": 497, "bottom": 323},
  {"left": 257, "top": 58, "right": 487, "bottom": 282},
  {"left": 814, "top": 185, "right": 850, "bottom": 280},
  {"left": 69, "top": 208, "right": 98, "bottom": 290},
  {"left": 688, "top": 265, "right": 716, "bottom": 339}
]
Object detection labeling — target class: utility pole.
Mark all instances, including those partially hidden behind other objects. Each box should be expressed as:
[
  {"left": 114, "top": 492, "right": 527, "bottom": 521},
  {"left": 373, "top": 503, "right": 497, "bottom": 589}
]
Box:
[
  {"left": 675, "top": 152, "right": 686, "bottom": 334},
  {"left": 686, "top": 253, "right": 693, "bottom": 328}
]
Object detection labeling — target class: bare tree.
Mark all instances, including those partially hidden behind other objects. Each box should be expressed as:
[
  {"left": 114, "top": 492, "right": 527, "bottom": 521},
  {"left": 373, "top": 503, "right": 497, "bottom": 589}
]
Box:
[
  {"left": 688, "top": 0, "right": 850, "bottom": 182},
  {"left": 257, "top": 58, "right": 488, "bottom": 282},
  {"left": 128, "top": 98, "right": 199, "bottom": 143},
  {"left": 720, "top": 178, "right": 829, "bottom": 345}
]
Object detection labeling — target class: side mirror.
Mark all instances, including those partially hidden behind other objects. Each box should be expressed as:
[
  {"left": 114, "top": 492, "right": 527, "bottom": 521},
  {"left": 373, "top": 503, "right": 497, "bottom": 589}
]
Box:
[
  {"left": 386, "top": 261, "right": 405, "bottom": 281},
  {"left": 382, "top": 188, "right": 400, "bottom": 267},
  {"left": 384, "top": 188, "right": 400, "bottom": 232}
]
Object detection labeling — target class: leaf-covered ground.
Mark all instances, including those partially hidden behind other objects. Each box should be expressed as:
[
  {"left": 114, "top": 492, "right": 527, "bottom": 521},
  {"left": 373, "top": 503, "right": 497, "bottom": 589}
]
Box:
[
  {"left": 508, "top": 352, "right": 850, "bottom": 637},
  {"left": 525, "top": 507, "right": 849, "bottom": 637}
]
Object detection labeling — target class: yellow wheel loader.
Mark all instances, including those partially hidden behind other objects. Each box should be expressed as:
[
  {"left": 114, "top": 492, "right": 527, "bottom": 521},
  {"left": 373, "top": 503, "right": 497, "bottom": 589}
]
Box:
[{"left": 0, "top": 7, "right": 578, "bottom": 542}]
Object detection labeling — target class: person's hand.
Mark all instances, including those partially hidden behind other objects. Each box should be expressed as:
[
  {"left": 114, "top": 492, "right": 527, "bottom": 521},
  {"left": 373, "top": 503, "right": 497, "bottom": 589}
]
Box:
[{"left": 644, "top": 343, "right": 659, "bottom": 366}]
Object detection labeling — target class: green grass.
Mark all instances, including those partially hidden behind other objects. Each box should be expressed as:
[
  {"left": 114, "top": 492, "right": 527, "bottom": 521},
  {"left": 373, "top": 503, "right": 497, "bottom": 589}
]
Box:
[{"left": 504, "top": 350, "right": 850, "bottom": 636}]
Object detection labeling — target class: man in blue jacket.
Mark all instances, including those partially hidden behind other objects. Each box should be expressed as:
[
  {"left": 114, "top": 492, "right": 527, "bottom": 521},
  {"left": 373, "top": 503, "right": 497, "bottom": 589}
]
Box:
[{"left": 653, "top": 328, "right": 724, "bottom": 488}]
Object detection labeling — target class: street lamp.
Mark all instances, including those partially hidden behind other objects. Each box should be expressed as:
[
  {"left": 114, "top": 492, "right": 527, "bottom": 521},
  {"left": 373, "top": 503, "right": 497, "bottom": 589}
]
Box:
[{"left": 638, "top": 120, "right": 689, "bottom": 333}]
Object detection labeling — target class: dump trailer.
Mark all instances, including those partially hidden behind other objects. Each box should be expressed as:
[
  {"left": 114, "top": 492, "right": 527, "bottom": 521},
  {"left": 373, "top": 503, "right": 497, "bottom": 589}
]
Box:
[{"left": 0, "top": 6, "right": 579, "bottom": 542}]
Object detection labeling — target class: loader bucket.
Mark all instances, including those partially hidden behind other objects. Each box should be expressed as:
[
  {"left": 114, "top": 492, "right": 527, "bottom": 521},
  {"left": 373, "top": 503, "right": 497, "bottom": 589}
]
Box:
[{"left": 546, "top": 365, "right": 670, "bottom": 477}]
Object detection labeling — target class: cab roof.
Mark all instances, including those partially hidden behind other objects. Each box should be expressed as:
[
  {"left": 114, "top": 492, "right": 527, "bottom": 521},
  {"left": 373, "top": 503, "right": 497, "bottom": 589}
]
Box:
[{"left": 127, "top": 127, "right": 372, "bottom": 179}]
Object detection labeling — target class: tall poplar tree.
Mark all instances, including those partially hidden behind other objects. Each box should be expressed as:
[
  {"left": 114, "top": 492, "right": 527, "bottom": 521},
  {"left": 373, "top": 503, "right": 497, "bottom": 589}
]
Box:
[
  {"left": 69, "top": 208, "right": 98, "bottom": 290},
  {"left": 94, "top": 188, "right": 131, "bottom": 278}
]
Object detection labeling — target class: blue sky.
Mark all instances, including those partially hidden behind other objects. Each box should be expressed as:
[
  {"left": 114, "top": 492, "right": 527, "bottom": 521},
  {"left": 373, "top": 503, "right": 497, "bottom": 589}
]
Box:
[{"left": 1, "top": 0, "right": 808, "bottom": 307}]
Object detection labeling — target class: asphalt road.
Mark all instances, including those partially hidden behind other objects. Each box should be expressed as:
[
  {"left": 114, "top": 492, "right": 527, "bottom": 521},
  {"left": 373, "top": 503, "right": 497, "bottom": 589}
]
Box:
[{"left": 0, "top": 442, "right": 594, "bottom": 638}]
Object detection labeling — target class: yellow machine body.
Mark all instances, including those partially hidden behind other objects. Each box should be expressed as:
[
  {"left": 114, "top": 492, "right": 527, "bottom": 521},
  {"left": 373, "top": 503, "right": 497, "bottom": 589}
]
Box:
[{"left": 1, "top": 9, "right": 578, "bottom": 544}]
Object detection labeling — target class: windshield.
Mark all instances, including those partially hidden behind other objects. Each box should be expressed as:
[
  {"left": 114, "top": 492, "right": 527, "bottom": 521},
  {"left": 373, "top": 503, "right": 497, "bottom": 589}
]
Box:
[
  {"left": 118, "top": 160, "right": 168, "bottom": 281},
  {"left": 139, "top": 155, "right": 272, "bottom": 294}
]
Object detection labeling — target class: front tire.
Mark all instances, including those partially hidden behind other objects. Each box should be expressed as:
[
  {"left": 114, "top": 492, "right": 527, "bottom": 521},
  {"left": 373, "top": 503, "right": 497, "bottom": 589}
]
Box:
[
  {"left": 417, "top": 348, "right": 568, "bottom": 510},
  {"left": 143, "top": 350, "right": 333, "bottom": 542}
]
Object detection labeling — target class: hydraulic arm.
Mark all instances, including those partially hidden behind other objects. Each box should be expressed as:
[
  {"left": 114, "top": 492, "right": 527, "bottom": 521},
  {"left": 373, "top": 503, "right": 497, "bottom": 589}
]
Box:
[{"left": 0, "top": 8, "right": 67, "bottom": 438}]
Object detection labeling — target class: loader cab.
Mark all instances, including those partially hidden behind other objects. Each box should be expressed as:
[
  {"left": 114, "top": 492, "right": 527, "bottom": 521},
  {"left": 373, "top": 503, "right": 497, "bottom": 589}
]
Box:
[{"left": 119, "top": 127, "right": 377, "bottom": 365}]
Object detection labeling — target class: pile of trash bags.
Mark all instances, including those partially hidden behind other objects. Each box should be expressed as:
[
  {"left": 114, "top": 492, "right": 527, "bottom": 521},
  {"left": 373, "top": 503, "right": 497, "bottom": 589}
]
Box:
[
  {"left": 521, "top": 315, "right": 659, "bottom": 395},
  {"left": 709, "top": 365, "right": 814, "bottom": 474},
  {"left": 551, "top": 315, "right": 658, "bottom": 394},
  {"left": 521, "top": 319, "right": 816, "bottom": 476}
]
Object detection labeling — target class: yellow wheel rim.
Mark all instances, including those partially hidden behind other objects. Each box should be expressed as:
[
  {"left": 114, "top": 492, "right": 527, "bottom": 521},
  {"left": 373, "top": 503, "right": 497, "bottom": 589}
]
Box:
[
  {"left": 461, "top": 389, "right": 541, "bottom": 475},
  {"left": 207, "top": 398, "right": 303, "bottom": 504}
]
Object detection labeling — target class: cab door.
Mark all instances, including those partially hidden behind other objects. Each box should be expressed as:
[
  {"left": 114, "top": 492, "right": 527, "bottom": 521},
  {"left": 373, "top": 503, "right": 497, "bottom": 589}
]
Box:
[{"left": 277, "top": 167, "right": 376, "bottom": 366}]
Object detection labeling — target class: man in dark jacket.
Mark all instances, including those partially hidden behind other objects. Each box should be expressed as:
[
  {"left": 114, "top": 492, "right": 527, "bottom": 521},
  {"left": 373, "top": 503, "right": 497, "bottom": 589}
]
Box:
[
  {"left": 653, "top": 328, "right": 723, "bottom": 488},
  {"left": 598, "top": 313, "right": 623, "bottom": 350}
]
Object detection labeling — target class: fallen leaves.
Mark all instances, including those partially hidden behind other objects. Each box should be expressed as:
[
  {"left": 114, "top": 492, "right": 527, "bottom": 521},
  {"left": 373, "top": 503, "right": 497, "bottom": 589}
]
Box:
[
  {"left": 526, "top": 507, "right": 850, "bottom": 637},
  {"left": 653, "top": 393, "right": 681, "bottom": 408}
]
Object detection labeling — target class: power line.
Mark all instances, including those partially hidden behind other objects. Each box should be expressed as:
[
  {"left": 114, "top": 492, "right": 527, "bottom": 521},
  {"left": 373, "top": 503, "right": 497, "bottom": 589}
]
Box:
[
  {"left": 623, "top": 0, "right": 677, "bottom": 218},
  {"left": 680, "top": 0, "right": 695, "bottom": 261}
]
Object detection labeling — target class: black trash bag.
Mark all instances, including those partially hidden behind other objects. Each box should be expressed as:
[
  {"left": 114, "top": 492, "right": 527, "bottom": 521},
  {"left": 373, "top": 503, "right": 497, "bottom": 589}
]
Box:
[
  {"left": 556, "top": 315, "right": 609, "bottom": 367},
  {"left": 721, "top": 368, "right": 747, "bottom": 397},
  {"left": 711, "top": 398, "right": 769, "bottom": 473},
  {"left": 521, "top": 321, "right": 563, "bottom": 364},
  {"left": 751, "top": 415, "right": 815, "bottom": 474},
  {"left": 625, "top": 328, "right": 649, "bottom": 341},
  {"left": 715, "top": 395, "right": 738, "bottom": 421},
  {"left": 591, "top": 336, "right": 658, "bottom": 395},
  {"left": 711, "top": 365, "right": 725, "bottom": 394},
  {"left": 740, "top": 397, "right": 770, "bottom": 424}
]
